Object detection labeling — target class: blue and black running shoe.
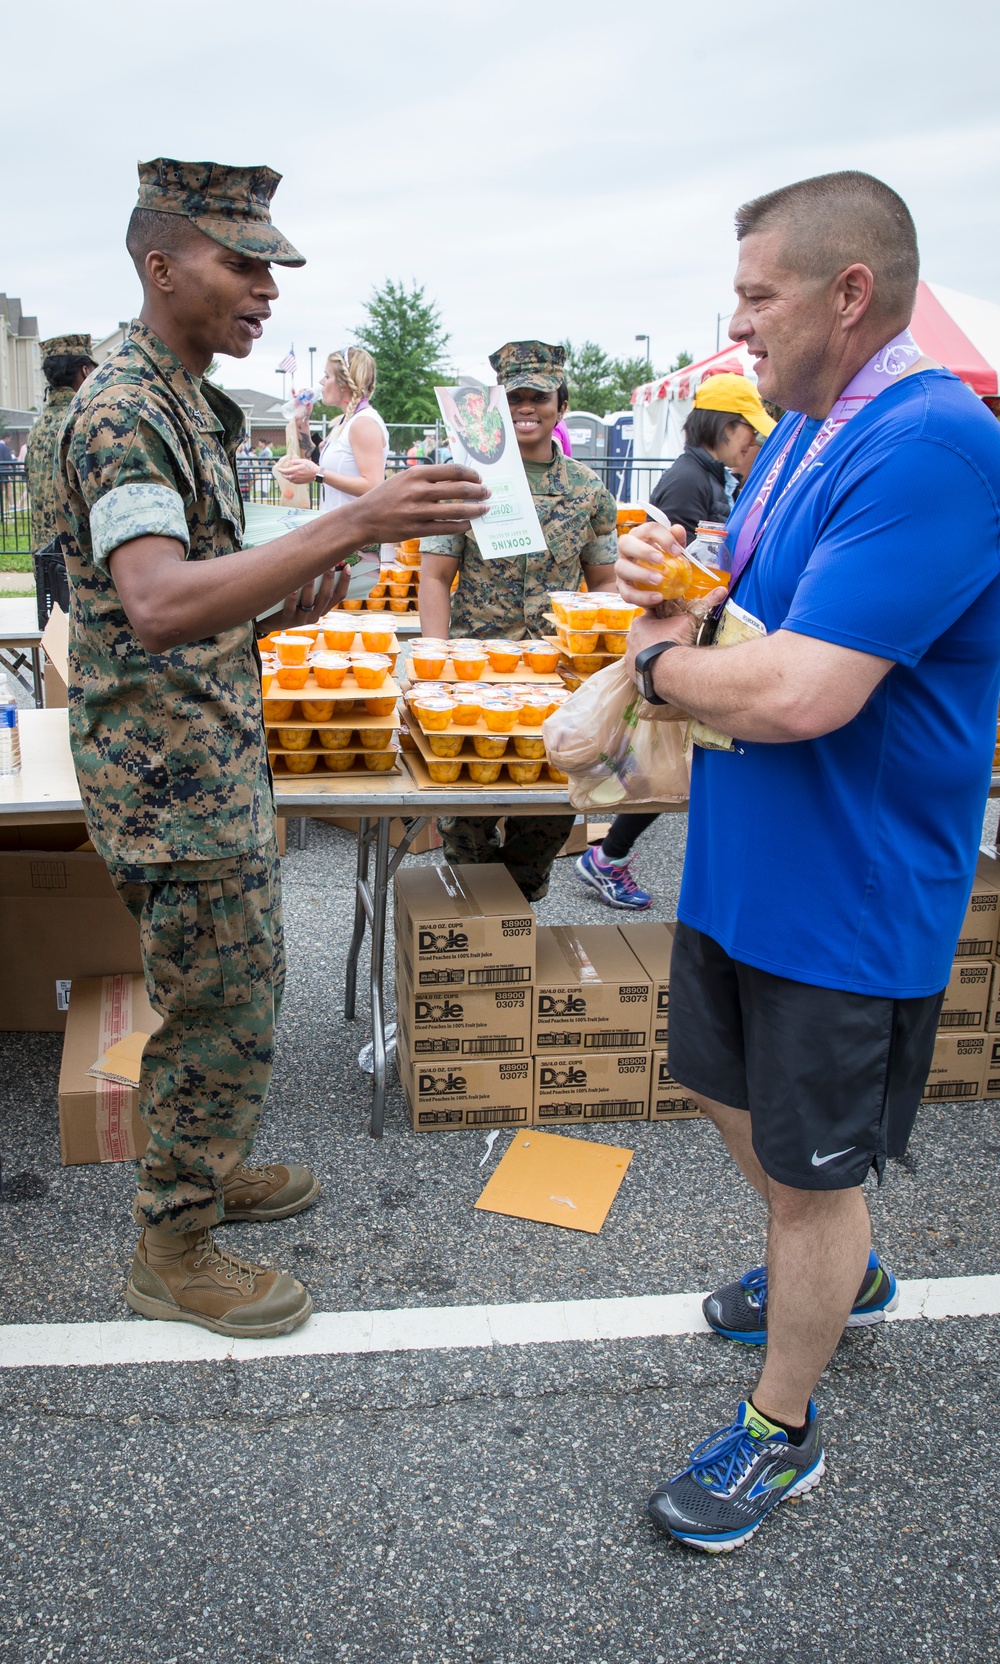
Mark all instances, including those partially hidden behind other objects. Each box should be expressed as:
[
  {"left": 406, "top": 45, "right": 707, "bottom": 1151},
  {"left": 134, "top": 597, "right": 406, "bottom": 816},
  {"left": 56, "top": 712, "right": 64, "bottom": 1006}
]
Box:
[
  {"left": 574, "top": 846, "right": 652, "bottom": 910},
  {"left": 703, "top": 1249, "right": 898, "bottom": 1345},
  {"left": 648, "top": 1399, "right": 825, "bottom": 1553}
]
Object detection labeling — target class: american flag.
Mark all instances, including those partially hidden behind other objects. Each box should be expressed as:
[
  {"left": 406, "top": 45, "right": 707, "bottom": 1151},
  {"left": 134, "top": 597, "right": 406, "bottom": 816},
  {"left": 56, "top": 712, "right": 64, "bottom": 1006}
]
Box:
[{"left": 276, "top": 346, "right": 296, "bottom": 375}]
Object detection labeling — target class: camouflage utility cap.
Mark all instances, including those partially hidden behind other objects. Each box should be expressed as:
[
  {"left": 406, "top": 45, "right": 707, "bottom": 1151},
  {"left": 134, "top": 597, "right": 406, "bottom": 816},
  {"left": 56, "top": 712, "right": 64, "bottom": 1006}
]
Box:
[
  {"left": 136, "top": 157, "right": 305, "bottom": 267},
  {"left": 489, "top": 340, "right": 566, "bottom": 393},
  {"left": 41, "top": 333, "right": 95, "bottom": 361}
]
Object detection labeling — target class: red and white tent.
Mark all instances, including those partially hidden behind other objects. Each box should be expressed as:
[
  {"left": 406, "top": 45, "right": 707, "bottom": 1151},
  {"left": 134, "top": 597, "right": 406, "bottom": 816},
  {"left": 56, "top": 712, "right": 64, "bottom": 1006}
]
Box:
[{"left": 630, "top": 281, "right": 1000, "bottom": 475}]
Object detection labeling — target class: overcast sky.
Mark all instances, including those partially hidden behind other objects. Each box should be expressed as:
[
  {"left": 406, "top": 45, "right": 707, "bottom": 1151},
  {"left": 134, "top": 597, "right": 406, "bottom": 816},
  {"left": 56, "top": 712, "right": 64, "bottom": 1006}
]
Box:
[{"left": 4, "top": 0, "right": 998, "bottom": 397}]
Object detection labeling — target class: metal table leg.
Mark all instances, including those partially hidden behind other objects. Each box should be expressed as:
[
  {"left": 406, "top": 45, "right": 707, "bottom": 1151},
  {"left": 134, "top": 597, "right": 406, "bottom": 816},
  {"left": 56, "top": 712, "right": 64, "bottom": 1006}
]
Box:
[
  {"left": 343, "top": 816, "right": 372, "bottom": 1022},
  {"left": 31, "top": 647, "right": 43, "bottom": 707}
]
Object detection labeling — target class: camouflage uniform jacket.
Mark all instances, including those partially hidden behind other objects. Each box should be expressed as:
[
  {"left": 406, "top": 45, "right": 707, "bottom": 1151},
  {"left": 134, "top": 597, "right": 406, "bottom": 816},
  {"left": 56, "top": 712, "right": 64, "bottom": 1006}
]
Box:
[
  {"left": 55, "top": 320, "right": 274, "bottom": 871},
  {"left": 421, "top": 448, "right": 618, "bottom": 639},
  {"left": 26, "top": 386, "right": 75, "bottom": 550}
]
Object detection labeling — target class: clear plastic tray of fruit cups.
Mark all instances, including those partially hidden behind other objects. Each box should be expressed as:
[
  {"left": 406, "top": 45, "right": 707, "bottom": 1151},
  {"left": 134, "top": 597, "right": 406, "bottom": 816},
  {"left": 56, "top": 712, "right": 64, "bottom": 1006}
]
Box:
[
  {"left": 403, "top": 707, "right": 551, "bottom": 763},
  {"left": 543, "top": 613, "right": 630, "bottom": 662},
  {"left": 402, "top": 742, "right": 568, "bottom": 792},
  {"left": 261, "top": 663, "right": 402, "bottom": 698},
  {"left": 547, "top": 592, "right": 643, "bottom": 630},
  {"left": 267, "top": 717, "right": 402, "bottom": 775},
  {"left": 260, "top": 619, "right": 402, "bottom": 657},
  {"left": 406, "top": 636, "right": 564, "bottom": 686},
  {"left": 269, "top": 749, "right": 402, "bottom": 776}
]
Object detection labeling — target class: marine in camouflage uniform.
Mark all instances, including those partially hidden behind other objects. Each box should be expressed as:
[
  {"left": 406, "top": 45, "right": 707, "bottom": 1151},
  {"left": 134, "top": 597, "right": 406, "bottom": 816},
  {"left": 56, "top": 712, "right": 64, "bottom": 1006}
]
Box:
[
  {"left": 55, "top": 161, "right": 304, "bottom": 1241},
  {"left": 423, "top": 341, "right": 619, "bottom": 900},
  {"left": 25, "top": 333, "right": 97, "bottom": 552}
]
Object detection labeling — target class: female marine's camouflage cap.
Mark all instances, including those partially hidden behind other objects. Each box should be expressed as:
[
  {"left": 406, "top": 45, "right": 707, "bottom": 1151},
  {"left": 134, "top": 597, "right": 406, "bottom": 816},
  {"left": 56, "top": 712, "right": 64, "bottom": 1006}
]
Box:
[
  {"left": 40, "top": 334, "right": 95, "bottom": 360},
  {"left": 136, "top": 158, "right": 305, "bottom": 267},
  {"left": 488, "top": 340, "right": 566, "bottom": 392}
]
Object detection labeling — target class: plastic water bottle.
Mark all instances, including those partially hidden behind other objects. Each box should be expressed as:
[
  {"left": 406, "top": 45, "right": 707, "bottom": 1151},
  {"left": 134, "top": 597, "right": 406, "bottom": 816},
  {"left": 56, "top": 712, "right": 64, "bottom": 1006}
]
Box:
[{"left": 0, "top": 676, "right": 21, "bottom": 777}]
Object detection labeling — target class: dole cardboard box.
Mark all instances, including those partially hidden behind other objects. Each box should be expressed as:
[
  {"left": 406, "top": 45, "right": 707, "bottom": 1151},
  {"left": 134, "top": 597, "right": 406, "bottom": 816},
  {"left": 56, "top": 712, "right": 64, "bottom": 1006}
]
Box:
[
  {"left": 617, "top": 921, "right": 676, "bottom": 1047},
  {"left": 0, "top": 828, "right": 142, "bottom": 1030},
  {"left": 532, "top": 1050, "right": 651, "bottom": 1128},
  {"left": 649, "top": 1051, "right": 705, "bottom": 1121},
  {"left": 59, "top": 973, "right": 161, "bottom": 1165},
  {"left": 921, "top": 1032, "right": 988, "bottom": 1103},
  {"left": 532, "top": 925, "right": 652, "bottom": 1054},
  {"left": 955, "top": 853, "right": 1000, "bottom": 958},
  {"left": 937, "top": 958, "right": 994, "bottom": 1032},
  {"left": 983, "top": 1034, "right": 1000, "bottom": 1098},
  {"left": 396, "top": 958, "right": 531, "bottom": 1061},
  {"left": 394, "top": 864, "right": 535, "bottom": 990},
  {"left": 401, "top": 1055, "right": 533, "bottom": 1132}
]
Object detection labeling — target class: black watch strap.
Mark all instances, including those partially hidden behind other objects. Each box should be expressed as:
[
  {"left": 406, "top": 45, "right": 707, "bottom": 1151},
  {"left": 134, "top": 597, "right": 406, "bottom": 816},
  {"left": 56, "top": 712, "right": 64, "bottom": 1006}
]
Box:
[{"left": 635, "top": 639, "right": 679, "bottom": 706}]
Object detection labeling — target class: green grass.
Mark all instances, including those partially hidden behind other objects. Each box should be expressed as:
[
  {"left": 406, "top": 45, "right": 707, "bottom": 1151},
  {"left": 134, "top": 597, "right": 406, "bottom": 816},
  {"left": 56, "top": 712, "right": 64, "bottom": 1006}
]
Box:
[
  {"left": 0, "top": 549, "right": 33, "bottom": 571},
  {"left": 1, "top": 586, "right": 36, "bottom": 598}
]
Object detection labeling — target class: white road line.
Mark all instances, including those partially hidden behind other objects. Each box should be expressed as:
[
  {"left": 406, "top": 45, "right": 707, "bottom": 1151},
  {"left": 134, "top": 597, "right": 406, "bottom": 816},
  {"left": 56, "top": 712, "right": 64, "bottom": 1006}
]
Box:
[{"left": 1, "top": 1274, "right": 998, "bottom": 1372}]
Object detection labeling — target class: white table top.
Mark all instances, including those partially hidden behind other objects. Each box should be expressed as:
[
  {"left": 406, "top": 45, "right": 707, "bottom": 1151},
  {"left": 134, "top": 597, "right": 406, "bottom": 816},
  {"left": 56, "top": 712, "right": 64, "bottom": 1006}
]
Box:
[{"left": 0, "top": 597, "right": 41, "bottom": 646}]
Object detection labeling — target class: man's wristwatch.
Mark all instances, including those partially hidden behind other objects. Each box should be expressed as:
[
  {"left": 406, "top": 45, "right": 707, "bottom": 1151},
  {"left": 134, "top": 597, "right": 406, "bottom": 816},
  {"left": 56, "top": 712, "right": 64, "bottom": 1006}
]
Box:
[{"left": 634, "top": 639, "right": 679, "bottom": 706}]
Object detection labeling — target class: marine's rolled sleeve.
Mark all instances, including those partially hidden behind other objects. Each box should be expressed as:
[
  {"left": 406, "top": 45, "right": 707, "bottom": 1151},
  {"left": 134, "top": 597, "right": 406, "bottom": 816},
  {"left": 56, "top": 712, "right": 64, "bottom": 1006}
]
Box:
[
  {"left": 90, "top": 482, "right": 190, "bottom": 572},
  {"left": 419, "top": 534, "right": 466, "bottom": 561}
]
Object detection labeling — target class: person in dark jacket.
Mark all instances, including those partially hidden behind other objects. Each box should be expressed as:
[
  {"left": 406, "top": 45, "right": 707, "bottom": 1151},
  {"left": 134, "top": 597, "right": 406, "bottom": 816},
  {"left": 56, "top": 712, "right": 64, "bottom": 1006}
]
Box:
[{"left": 576, "top": 372, "right": 773, "bottom": 910}]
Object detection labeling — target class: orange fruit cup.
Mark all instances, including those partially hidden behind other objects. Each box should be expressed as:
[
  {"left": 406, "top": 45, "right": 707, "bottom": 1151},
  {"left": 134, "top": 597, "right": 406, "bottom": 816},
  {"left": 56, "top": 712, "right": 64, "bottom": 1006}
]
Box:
[
  {"left": 468, "top": 760, "right": 502, "bottom": 785},
  {"left": 276, "top": 664, "right": 310, "bottom": 690},
  {"left": 260, "top": 671, "right": 274, "bottom": 695},
  {"left": 364, "top": 751, "right": 397, "bottom": 772},
  {"left": 318, "top": 728, "right": 354, "bottom": 750},
  {"left": 352, "top": 655, "right": 391, "bottom": 690},
  {"left": 359, "top": 728, "right": 392, "bottom": 751},
  {"left": 399, "top": 539, "right": 421, "bottom": 556},
  {"left": 363, "top": 695, "right": 396, "bottom": 717},
  {"left": 367, "top": 582, "right": 386, "bottom": 599},
  {"left": 507, "top": 760, "right": 542, "bottom": 785},
  {"left": 410, "top": 652, "right": 448, "bottom": 680},
  {"left": 547, "top": 592, "right": 576, "bottom": 625},
  {"left": 342, "top": 597, "right": 363, "bottom": 611},
  {"left": 515, "top": 698, "right": 547, "bottom": 727},
  {"left": 276, "top": 727, "right": 312, "bottom": 751},
  {"left": 273, "top": 634, "right": 310, "bottom": 666},
  {"left": 452, "top": 652, "right": 487, "bottom": 683},
  {"left": 321, "top": 624, "right": 357, "bottom": 652},
  {"left": 573, "top": 653, "right": 606, "bottom": 674},
  {"left": 366, "top": 596, "right": 389, "bottom": 612},
  {"left": 546, "top": 762, "right": 569, "bottom": 783},
  {"left": 473, "top": 734, "right": 508, "bottom": 759},
  {"left": 522, "top": 643, "right": 560, "bottom": 674},
  {"left": 361, "top": 626, "right": 394, "bottom": 654},
  {"left": 411, "top": 695, "right": 456, "bottom": 731},
  {"left": 428, "top": 733, "right": 464, "bottom": 758},
  {"left": 264, "top": 698, "right": 295, "bottom": 722},
  {"left": 388, "top": 598, "right": 413, "bottom": 614},
  {"left": 514, "top": 736, "right": 546, "bottom": 760},
  {"left": 451, "top": 696, "right": 483, "bottom": 725},
  {"left": 426, "top": 760, "right": 463, "bottom": 784},
  {"left": 563, "top": 600, "right": 600, "bottom": 631},
  {"left": 301, "top": 699, "right": 335, "bottom": 722},
  {"left": 312, "top": 654, "right": 350, "bottom": 689},
  {"left": 602, "top": 631, "right": 629, "bottom": 655},
  {"left": 597, "top": 599, "right": 639, "bottom": 630},
  {"left": 322, "top": 751, "right": 357, "bottom": 772},
  {"left": 287, "top": 624, "right": 321, "bottom": 643},
  {"left": 282, "top": 752, "right": 318, "bottom": 774},
  {"left": 387, "top": 582, "right": 410, "bottom": 599},
  {"left": 558, "top": 626, "right": 601, "bottom": 655},
  {"left": 485, "top": 647, "right": 521, "bottom": 674},
  {"left": 482, "top": 703, "right": 518, "bottom": 735}
]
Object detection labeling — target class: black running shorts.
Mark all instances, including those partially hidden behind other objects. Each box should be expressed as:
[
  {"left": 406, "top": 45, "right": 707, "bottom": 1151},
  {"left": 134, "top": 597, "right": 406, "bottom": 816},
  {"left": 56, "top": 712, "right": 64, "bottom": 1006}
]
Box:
[{"left": 667, "top": 923, "right": 945, "bottom": 1191}]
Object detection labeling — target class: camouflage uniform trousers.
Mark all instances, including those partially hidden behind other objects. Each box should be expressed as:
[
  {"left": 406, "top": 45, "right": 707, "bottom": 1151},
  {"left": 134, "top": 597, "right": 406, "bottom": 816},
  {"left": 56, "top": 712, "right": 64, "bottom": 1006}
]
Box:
[
  {"left": 110, "top": 841, "right": 284, "bottom": 1234},
  {"left": 438, "top": 815, "right": 569, "bottom": 901}
]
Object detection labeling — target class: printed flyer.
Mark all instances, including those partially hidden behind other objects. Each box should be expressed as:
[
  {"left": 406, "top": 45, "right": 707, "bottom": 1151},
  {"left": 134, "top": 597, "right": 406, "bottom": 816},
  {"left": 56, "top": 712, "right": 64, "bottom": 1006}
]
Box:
[{"left": 434, "top": 384, "right": 547, "bottom": 560}]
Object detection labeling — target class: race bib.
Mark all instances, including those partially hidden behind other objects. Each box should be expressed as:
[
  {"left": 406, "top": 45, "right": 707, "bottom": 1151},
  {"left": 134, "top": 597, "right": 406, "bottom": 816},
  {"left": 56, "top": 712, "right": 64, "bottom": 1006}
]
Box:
[{"left": 688, "top": 600, "right": 766, "bottom": 753}]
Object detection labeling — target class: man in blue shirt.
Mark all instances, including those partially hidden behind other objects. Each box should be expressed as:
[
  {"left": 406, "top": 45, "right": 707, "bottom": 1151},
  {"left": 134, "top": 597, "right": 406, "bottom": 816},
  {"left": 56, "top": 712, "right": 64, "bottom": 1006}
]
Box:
[{"left": 615, "top": 170, "right": 1000, "bottom": 1553}]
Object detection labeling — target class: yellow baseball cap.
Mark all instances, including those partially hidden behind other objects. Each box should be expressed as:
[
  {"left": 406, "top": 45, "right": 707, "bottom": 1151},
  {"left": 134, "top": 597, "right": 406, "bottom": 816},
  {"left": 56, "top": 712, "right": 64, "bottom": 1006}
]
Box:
[{"left": 694, "top": 372, "right": 775, "bottom": 438}]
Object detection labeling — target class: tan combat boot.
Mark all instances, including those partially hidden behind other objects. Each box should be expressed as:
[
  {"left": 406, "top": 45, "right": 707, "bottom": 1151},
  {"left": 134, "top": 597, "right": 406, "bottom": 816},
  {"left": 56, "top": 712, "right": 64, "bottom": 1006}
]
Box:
[
  {"left": 221, "top": 1162, "right": 320, "bottom": 1222},
  {"left": 126, "top": 1227, "right": 313, "bottom": 1337}
]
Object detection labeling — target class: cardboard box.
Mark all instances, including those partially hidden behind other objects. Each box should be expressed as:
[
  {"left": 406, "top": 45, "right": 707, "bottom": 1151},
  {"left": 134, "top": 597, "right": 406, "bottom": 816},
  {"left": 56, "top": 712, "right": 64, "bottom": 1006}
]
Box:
[
  {"left": 395, "top": 959, "right": 532, "bottom": 1060},
  {"left": 984, "top": 1034, "right": 1000, "bottom": 1098},
  {"left": 532, "top": 1050, "right": 652, "bottom": 1127},
  {"left": 0, "top": 832, "right": 142, "bottom": 1030},
  {"left": 532, "top": 925, "right": 652, "bottom": 1053},
  {"left": 394, "top": 864, "right": 535, "bottom": 989},
  {"left": 58, "top": 973, "right": 161, "bottom": 1164},
  {"left": 617, "top": 921, "right": 676, "bottom": 1047},
  {"left": 955, "top": 854, "right": 1000, "bottom": 958},
  {"left": 40, "top": 603, "right": 68, "bottom": 707},
  {"left": 937, "top": 958, "right": 994, "bottom": 1032},
  {"left": 401, "top": 1054, "right": 533, "bottom": 1132},
  {"left": 922, "top": 1032, "right": 989, "bottom": 1103},
  {"left": 988, "top": 965, "right": 1000, "bottom": 1033},
  {"left": 649, "top": 1051, "right": 704, "bottom": 1120}
]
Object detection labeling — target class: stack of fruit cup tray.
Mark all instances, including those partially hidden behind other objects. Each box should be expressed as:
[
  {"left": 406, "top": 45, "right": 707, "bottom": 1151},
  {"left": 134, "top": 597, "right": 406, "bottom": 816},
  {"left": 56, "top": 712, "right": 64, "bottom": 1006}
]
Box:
[
  {"left": 400, "top": 680, "right": 573, "bottom": 790},
  {"left": 260, "top": 622, "right": 402, "bottom": 777},
  {"left": 407, "top": 634, "right": 565, "bottom": 688},
  {"left": 343, "top": 539, "right": 421, "bottom": 616},
  {"left": 547, "top": 591, "right": 644, "bottom": 688}
]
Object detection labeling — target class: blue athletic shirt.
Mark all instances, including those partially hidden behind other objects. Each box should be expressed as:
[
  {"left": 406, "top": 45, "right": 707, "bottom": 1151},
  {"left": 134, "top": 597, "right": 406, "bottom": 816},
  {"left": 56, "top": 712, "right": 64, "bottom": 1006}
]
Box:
[{"left": 679, "top": 368, "right": 1000, "bottom": 997}]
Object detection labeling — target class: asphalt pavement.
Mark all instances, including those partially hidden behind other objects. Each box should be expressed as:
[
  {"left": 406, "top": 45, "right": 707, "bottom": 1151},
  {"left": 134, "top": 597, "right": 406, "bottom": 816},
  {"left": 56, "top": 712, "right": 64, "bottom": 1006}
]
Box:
[{"left": 0, "top": 811, "right": 998, "bottom": 1664}]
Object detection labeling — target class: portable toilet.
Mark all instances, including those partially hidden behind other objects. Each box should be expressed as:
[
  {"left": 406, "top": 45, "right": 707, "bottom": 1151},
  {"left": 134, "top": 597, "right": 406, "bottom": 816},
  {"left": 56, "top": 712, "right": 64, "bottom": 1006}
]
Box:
[
  {"left": 606, "top": 410, "right": 634, "bottom": 500},
  {"left": 563, "top": 411, "right": 608, "bottom": 469}
]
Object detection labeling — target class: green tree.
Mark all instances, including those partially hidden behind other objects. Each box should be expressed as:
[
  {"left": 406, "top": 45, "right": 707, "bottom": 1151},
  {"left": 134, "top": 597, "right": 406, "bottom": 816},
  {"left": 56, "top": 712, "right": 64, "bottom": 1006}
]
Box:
[
  {"left": 669, "top": 349, "right": 693, "bottom": 371},
  {"left": 351, "top": 279, "right": 451, "bottom": 424},
  {"left": 562, "top": 340, "right": 615, "bottom": 414}
]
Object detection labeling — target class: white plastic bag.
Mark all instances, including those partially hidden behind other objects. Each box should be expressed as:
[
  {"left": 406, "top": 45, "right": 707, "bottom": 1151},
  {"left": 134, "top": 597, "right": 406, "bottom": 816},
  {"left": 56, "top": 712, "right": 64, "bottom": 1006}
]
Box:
[{"left": 542, "top": 657, "right": 690, "bottom": 811}]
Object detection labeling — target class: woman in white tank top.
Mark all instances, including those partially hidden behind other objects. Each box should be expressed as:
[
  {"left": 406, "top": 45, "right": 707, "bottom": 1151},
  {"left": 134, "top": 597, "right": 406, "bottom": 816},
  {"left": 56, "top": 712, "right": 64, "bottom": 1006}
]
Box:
[{"left": 276, "top": 346, "right": 389, "bottom": 510}]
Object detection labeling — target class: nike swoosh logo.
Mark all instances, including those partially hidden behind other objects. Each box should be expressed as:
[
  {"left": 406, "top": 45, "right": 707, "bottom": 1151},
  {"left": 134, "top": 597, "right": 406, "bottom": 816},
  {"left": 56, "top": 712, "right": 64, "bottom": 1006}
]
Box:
[{"left": 811, "top": 1146, "right": 856, "bottom": 1167}]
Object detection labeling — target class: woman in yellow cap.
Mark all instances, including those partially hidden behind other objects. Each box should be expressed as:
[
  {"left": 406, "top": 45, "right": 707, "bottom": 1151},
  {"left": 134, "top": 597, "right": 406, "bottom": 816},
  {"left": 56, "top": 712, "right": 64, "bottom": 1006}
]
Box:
[
  {"left": 647, "top": 371, "right": 774, "bottom": 542},
  {"left": 576, "top": 372, "right": 774, "bottom": 912}
]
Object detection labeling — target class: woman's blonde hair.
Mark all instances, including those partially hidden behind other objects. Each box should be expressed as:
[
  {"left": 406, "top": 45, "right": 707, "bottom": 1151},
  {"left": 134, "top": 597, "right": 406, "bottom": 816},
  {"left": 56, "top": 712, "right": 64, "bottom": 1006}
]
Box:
[{"left": 326, "top": 346, "right": 377, "bottom": 425}]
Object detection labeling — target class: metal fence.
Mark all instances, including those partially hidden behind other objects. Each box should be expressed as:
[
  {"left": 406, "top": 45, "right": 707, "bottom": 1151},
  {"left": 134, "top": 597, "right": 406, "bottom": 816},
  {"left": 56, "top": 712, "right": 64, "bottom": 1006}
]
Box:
[{"left": 1, "top": 454, "right": 679, "bottom": 556}]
